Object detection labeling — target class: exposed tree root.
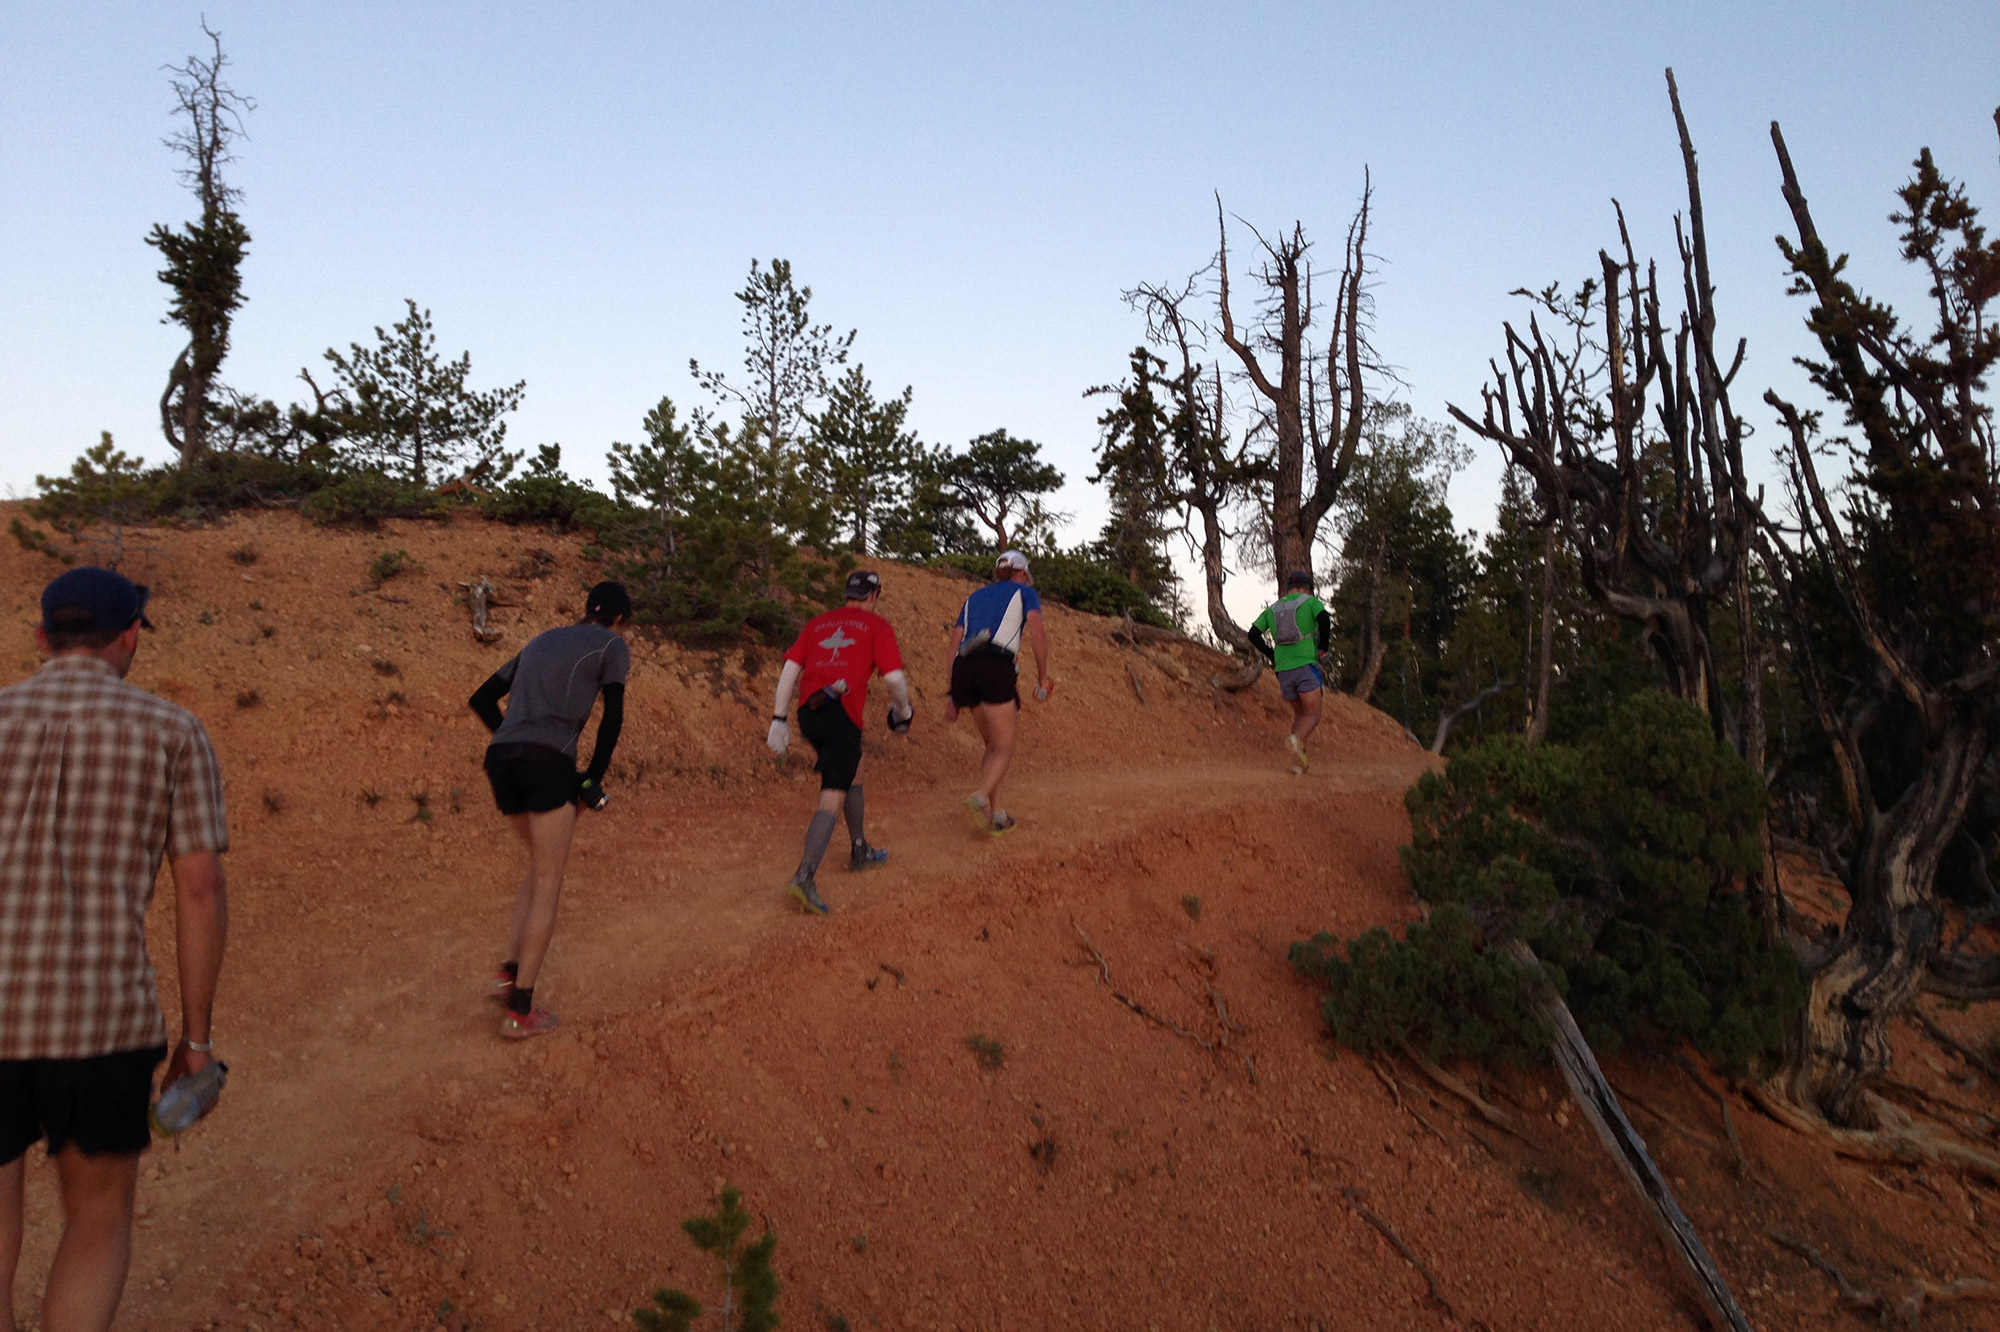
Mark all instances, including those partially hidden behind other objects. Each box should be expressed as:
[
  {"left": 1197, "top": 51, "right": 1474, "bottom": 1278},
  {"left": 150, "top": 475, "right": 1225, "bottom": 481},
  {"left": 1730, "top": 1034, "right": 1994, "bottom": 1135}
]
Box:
[
  {"left": 1070, "top": 919, "right": 1250, "bottom": 1077},
  {"left": 1769, "top": 1228, "right": 1884, "bottom": 1314},
  {"left": 1367, "top": 1058, "right": 1448, "bottom": 1147},
  {"left": 1672, "top": 1055, "right": 1750, "bottom": 1178},
  {"left": 1608, "top": 1079, "right": 1723, "bottom": 1152},
  {"left": 1911, "top": 1009, "right": 2000, "bottom": 1085},
  {"left": 1748, "top": 1086, "right": 2000, "bottom": 1183},
  {"left": 1398, "top": 1044, "right": 1527, "bottom": 1141},
  {"left": 1770, "top": 1228, "right": 1997, "bottom": 1328},
  {"left": 1342, "top": 1187, "right": 1456, "bottom": 1319},
  {"left": 1124, "top": 662, "right": 1150, "bottom": 708}
]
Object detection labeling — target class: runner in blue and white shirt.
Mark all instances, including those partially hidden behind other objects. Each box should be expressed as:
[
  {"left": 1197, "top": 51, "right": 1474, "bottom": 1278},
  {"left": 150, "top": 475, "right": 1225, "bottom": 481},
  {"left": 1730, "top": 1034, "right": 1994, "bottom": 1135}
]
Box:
[{"left": 943, "top": 550, "right": 1054, "bottom": 835}]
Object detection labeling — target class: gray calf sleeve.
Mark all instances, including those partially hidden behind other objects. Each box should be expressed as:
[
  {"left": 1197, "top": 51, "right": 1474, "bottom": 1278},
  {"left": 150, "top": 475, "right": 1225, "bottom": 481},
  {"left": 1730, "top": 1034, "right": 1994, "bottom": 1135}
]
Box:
[
  {"left": 844, "top": 784, "right": 865, "bottom": 844},
  {"left": 797, "top": 810, "right": 838, "bottom": 880}
]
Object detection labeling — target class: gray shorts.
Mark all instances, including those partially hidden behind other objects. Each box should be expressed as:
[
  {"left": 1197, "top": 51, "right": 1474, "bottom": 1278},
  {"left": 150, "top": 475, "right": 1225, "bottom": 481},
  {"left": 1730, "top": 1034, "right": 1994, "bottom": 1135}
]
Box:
[{"left": 1276, "top": 663, "right": 1324, "bottom": 700}]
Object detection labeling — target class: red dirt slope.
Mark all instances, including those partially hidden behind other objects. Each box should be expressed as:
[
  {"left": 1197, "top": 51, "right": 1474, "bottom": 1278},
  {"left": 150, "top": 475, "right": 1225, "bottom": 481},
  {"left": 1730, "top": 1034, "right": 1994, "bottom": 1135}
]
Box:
[{"left": 3, "top": 506, "right": 1997, "bottom": 1332}]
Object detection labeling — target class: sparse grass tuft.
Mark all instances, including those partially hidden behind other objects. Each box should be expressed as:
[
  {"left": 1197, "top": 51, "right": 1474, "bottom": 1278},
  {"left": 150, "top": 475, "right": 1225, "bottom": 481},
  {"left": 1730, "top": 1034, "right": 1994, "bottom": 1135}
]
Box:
[
  {"left": 966, "top": 1034, "right": 1005, "bottom": 1071},
  {"left": 367, "top": 548, "right": 418, "bottom": 585},
  {"left": 1028, "top": 1135, "right": 1058, "bottom": 1172},
  {"left": 360, "top": 789, "right": 383, "bottom": 808},
  {"left": 236, "top": 689, "right": 261, "bottom": 708},
  {"left": 1181, "top": 894, "right": 1202, "bottom": 920},
  {"left": 261, "top": 789, "right": 286, "bottom": 815},
  {"left": 229, "top": 547, "right": 258, "bottom": 565}
]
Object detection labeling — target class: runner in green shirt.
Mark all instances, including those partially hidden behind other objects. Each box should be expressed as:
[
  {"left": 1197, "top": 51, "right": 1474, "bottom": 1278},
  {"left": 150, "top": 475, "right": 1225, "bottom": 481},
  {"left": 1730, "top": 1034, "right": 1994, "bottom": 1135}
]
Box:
[{"left": 1248, "top": 570, "right": 1331, "bottom": 773}]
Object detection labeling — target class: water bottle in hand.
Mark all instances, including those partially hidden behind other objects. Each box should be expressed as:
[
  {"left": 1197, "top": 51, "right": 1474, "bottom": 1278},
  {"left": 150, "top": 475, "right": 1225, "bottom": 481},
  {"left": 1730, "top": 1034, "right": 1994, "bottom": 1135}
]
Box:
[{"left": 151, "top": 1061, "right": 228, "bottom": 1136}]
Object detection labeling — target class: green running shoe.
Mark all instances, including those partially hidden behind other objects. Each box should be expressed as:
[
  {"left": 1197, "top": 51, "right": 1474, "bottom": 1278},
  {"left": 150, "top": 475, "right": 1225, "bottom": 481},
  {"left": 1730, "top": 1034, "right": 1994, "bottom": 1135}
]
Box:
[{"left": 788, "top": 876, "right": 830, "bottom": 915}]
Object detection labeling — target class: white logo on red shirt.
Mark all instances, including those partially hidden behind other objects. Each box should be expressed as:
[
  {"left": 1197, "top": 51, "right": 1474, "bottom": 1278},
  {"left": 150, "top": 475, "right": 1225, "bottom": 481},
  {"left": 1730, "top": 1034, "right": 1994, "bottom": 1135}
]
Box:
[{"left": 818, "top": 625, "right": 858, "bottom": 662}]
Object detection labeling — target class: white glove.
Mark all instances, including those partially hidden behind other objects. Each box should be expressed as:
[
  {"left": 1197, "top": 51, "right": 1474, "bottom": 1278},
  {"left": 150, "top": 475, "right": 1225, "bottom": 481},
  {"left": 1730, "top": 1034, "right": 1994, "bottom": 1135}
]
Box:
[{"left": 766, "top": 719, "right": 790, "bottom": 755}]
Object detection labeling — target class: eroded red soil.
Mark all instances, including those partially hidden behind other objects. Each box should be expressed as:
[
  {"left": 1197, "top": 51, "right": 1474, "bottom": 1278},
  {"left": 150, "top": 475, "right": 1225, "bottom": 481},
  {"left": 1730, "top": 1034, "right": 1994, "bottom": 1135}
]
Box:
[{"left": 3, "top": 508, "right": 1997, "bottom": 1331}]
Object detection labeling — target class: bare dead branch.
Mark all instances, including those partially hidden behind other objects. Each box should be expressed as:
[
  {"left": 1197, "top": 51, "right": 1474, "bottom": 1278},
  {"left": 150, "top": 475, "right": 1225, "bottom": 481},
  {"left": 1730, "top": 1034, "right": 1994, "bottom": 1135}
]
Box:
[{"left": 1342, "top": 1188, "right": 1456, "bottom": 1318}]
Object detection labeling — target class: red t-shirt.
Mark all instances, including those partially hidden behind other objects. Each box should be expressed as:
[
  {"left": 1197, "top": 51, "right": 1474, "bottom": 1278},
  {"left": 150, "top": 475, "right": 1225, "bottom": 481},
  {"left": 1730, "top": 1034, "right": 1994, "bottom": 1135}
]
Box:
[{"left": 784, "top": 606, "right": 904, "bottom": 728}]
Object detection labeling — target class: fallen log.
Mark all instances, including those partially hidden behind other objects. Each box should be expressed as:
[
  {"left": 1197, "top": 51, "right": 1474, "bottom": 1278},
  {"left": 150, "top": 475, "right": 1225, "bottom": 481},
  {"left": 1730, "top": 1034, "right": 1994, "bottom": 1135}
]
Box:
[{"left": 1506, "top": 940, "right": 1753, "bottom": 1332}]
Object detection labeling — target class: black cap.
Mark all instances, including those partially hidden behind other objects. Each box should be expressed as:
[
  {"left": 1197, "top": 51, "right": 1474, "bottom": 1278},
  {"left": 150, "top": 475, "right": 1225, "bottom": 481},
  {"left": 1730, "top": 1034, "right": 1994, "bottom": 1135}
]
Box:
[
  {"left": 1286, "top": 570, "right": 1312, "bottom": 588},
  {"left": 585, "top": 580, "right": 633, "bottom": 620},
  {"left": 844, "top": 569, "right": 882, "bottom": 600},
  {"left": 42, "top": 567, "right": 153, "bottom": 634}
]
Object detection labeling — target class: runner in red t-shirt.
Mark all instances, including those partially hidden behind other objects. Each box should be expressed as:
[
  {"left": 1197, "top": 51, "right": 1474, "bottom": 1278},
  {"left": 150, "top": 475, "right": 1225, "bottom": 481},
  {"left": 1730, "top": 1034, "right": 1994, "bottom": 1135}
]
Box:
[{"left": 765, "top": 570, "right": 913, "bottom": 913}]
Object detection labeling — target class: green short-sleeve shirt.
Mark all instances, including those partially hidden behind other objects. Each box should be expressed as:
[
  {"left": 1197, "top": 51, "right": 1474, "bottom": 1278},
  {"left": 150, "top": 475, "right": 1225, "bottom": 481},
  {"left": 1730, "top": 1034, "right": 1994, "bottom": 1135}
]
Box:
[{"left": 1251, "top": 593, "right": 1326, "bottom": 672}]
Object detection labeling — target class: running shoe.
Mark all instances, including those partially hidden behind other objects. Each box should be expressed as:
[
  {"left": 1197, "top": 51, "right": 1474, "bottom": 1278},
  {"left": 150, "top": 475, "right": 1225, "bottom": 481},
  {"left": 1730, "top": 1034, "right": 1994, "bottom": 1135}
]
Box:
[
  {"left": 1286, "top": 734, "right": 1310, "bottom": 774},
  {"left": 988, "top": 811, "right": 1018, "bottom": 838},
  {"left": 499, "top": 1006, "right": 559, "bottom": 1040},
  {"left": 489, "top": 966, "right": 516, "bottom": 1000},
  {"left": 850, "top": 841, "right": 889, "bottom": 872},
  {"left": 962, "top": 793, "right": 992, "bottom": 835},
  {"left": 788, "top": 876, "right": 831, "bottom": 915}
]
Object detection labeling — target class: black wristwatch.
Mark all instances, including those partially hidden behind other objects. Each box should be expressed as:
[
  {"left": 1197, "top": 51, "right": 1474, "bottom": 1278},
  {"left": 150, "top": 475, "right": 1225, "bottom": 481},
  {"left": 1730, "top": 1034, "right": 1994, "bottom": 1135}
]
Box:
[{"left": 772, "top": 714, "right": 786, "bottom": 722}]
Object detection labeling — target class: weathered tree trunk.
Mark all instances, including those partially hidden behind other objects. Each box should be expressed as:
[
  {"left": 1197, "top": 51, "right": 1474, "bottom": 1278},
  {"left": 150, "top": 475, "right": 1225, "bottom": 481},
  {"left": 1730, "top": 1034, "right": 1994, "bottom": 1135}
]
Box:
[
  {"left": 1191, "top": 493, "right": 1252, "bottom": 656},
  {"left": 1772, "top": 715, "right": 1990, "bottom": 1125},
  {"left": 1214, "top": 190, "right": 1371, "bottom": 588},
  {"left": 1526, "top": 522, "right": 1558, "bottom": 744},
  {"left": 1352, "top": 535, "right": 1388, "bottom": 702}
]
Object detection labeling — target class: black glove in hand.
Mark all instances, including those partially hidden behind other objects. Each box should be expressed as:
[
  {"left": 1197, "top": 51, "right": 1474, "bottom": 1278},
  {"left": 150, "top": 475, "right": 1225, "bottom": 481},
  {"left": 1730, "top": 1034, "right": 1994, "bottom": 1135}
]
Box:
[
  {"left": 887, "top": 705, "right": 913, "bottom": 734},
  {"left": 576, "top": 776, "right": 610, "bottom": 811}
]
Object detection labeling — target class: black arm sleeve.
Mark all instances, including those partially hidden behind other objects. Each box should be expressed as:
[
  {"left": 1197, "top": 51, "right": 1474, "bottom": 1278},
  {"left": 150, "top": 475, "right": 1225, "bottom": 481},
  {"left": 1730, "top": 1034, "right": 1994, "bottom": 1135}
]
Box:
[
  {"left": 469, "top": 671, "right": 510, "bottom": 733},
  {"left": 582, "top": 683, "right": 625, "bottom": 785},
  {"left": 1249, "top": 626, "right": 1276, "bottom": 665},
  {"left": 1315, "top": 609, "right": 1333, "bottom": 656}
]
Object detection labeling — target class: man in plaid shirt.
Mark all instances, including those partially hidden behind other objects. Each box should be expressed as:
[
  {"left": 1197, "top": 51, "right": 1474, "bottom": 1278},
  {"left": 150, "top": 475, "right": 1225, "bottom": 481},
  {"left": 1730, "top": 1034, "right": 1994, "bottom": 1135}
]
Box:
[{"left": 0, "top": 567, "right": 228, "bottom": 1332}]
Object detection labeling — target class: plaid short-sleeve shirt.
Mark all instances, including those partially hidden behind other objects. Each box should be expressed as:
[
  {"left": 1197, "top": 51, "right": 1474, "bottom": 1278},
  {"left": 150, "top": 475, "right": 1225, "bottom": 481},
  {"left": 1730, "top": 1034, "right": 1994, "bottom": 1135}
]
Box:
[{"left": 0, "top": 655, "right": 229, "bottom": 1059}]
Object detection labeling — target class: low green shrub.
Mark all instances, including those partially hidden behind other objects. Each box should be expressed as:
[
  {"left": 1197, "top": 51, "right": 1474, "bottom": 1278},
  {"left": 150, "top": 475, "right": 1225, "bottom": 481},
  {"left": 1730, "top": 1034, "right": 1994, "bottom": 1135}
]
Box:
[
  {"left": 475, "top": 444, "right": 622, "bottom": 530},
  {"left": 301, "top": 471, "right": 450, "bottom": 527},
  {"left": 634, "top": 1186, "right": 777, "bottom": 1332},
  {"left": 926, "top": 549, "right": 1171, "bottom": 626},
  {"left": 1291, "top": 691, "right": 1802, "bottom": 1074}
]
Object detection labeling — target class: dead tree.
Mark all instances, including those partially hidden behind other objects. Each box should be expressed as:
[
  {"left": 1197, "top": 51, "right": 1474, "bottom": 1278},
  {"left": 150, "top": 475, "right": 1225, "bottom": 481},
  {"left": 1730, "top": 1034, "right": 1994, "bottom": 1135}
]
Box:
[
  {"left": 1753, "top": 115, "right": 2000, "bottom": 1129},
  {"left": 1214, "top": 184, "right": 1374, "bottom": 583},
  {"left": 1447, "top": 73, "right": 1760, "bottom": 762}
]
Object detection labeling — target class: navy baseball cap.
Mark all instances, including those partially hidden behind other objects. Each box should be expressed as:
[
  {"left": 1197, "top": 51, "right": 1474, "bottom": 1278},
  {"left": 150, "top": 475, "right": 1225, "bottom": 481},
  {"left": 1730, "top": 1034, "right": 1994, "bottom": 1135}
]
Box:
[
  {"left": 41, "top": 567, "right": 153, "bottom": 634},
  {"left": 844, "top": 569, "right": 882, "bottom": 599},
  {"left": 1286, "top": 569, "right": 1312, "bottom": 588},
  {"left": 585, "top": 580, "right": 633, "bottom": 620}
]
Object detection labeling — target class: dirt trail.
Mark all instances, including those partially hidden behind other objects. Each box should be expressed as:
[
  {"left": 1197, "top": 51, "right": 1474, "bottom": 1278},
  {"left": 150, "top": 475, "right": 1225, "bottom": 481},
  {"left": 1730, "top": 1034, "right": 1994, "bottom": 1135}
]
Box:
[{"left": 5, "top": 508, "right": 1998, "bottom": 1332}]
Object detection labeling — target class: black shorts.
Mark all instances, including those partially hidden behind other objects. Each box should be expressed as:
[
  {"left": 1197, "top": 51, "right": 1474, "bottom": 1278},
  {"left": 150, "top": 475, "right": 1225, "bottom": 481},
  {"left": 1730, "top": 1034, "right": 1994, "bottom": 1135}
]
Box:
[
  {"left": 949, "top": 647, "right": 1019, "bottom": 709},
  {"left": 0, "top": 1044, "right": 168, "bottom": 1162},
  {"left": 798, "top": 701, "right": 863, "bottom": 791},
  {"left": 484, "top": 742, "right": 578, "bottom": 815}
]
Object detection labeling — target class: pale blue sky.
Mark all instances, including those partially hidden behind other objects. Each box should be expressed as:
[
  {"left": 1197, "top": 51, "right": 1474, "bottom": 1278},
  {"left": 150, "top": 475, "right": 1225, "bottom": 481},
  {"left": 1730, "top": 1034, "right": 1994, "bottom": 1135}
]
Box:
[{"left": 5, "top": 3, "right": 1997, "bottom": 571}]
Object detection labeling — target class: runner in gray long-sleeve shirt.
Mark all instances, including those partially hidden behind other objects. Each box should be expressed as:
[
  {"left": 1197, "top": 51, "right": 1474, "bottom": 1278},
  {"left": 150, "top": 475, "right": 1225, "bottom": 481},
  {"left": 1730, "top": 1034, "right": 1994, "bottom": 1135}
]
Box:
[{"left": 468, "top": 581, "right": 631, "bottom": 1040}]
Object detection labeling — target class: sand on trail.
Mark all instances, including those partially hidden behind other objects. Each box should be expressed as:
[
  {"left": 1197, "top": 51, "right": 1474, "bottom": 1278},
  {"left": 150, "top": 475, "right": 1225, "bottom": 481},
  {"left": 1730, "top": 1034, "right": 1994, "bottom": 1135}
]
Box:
[{"left": 4, "top": 507, "right": 1998, "bottom": 1332}]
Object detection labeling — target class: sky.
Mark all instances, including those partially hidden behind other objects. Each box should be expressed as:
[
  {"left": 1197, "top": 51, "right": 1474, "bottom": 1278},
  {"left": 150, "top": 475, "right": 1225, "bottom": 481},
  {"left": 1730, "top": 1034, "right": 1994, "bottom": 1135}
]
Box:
[{"left": 4, "top": 2, "right": 1997, "bottom": 603}]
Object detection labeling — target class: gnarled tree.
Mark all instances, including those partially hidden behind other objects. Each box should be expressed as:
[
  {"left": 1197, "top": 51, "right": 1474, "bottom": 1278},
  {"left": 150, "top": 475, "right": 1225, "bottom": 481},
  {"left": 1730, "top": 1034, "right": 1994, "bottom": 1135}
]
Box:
[
  {"left": 1755, "top": 116, "right": 2000, "bottom": 1128},
  {"left": 1447, "top": 73, "right": 1762, "bottom": 767},
  {"left": 149, "top": 21, "right": 253, "bottom": 463},
  {"left": 1109, "top": 279, "right": 1270, "bottom": 656}
]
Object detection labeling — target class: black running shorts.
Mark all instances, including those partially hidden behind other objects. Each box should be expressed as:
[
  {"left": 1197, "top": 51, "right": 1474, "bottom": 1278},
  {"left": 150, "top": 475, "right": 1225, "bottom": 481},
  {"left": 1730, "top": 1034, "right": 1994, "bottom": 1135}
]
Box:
[
  {"left": 949, "top": 647, "right": 1019, "bottom": 709},
  {"left": 0, "top": 1044, "right": 168, "bottom": 1162},
  {"left": 798, "top": 701, "right": 864, "bottom": 791},
  {"left": 484, "top": 742, "right": 578, "bottom": 815}
]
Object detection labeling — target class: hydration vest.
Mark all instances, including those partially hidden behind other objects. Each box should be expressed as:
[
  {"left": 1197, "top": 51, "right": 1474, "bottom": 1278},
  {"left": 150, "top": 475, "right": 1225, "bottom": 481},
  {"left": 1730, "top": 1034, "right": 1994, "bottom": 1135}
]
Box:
[{"left": 1269, "top": 593, "right": 1310, "bottom": 645}]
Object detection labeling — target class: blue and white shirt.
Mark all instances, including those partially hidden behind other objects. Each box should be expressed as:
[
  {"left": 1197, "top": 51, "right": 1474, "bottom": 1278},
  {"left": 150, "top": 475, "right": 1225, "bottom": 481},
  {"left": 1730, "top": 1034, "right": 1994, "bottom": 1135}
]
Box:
[{"left": 954, "top": 582, "right": 1042, "bottom": 657}]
